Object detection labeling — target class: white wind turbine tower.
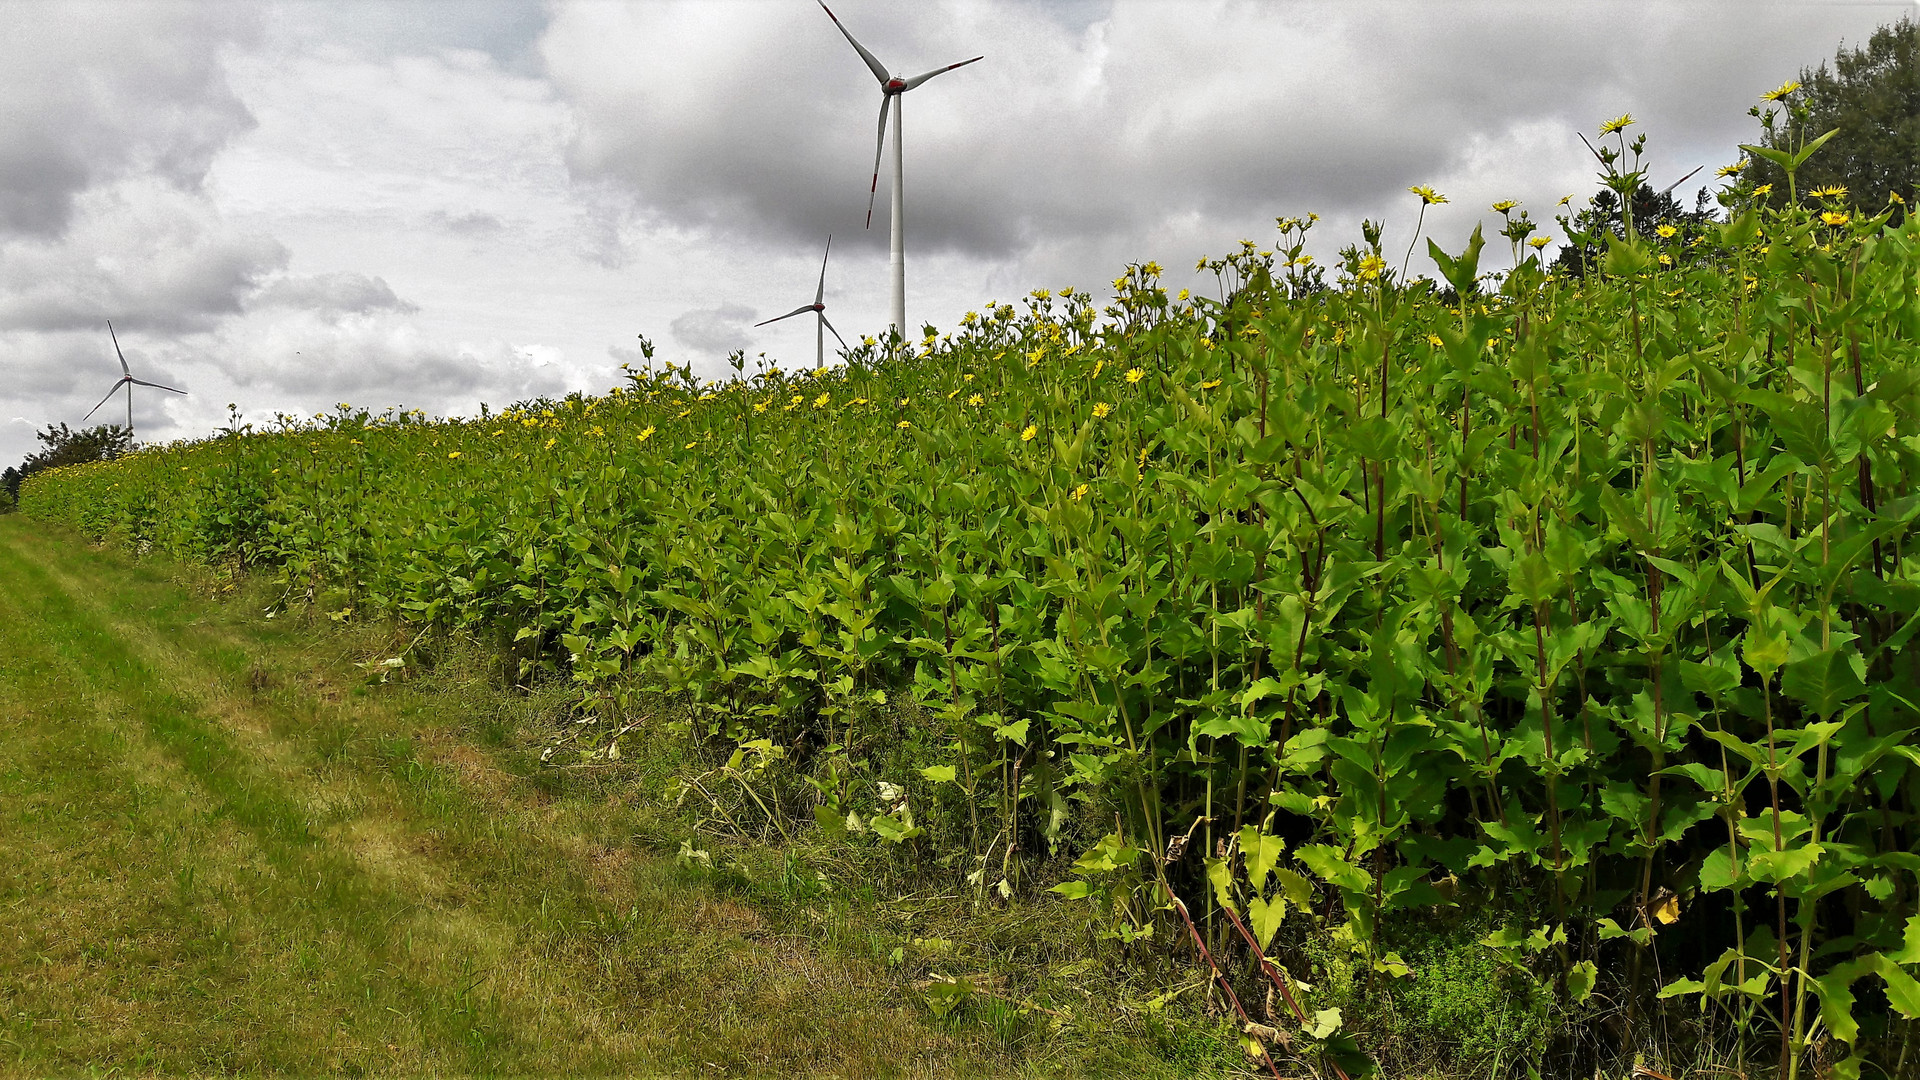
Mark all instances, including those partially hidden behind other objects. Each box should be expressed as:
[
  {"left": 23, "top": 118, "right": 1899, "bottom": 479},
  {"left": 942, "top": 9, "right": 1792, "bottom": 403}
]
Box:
[
  {"left": 816, "top": 1, "right": 980, "bottom": 345},
  {"left": 81, "top": 321, "right": 187, "bottom": 439},
  {"left": 756, "top": 236, "right": 849, "bottom": 370}
]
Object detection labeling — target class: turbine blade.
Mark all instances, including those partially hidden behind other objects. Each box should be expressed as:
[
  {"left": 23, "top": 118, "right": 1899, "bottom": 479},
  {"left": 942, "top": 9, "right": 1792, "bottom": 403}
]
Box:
[
  {"left": 818, "top": 313, "right": 848, "bottom": 351},
  {"left": 128, "top": 378, "right": 188, "bottom": 395},
  {"left": 755, "top": 305, "right": 817, "bottom": 327},
  {"left": 815, "top": 235, "right": 832, "bottom": 306},
  {"left": 901, "top": 55, "right": 982, "bottom": 92},
  {"left": 817, "top": 1, "right": 890, "bottom": 84},
  {"left": 107, "top": 320, "right": 130, "bottom": 375},
  {"left": 81, "top": 379, "right": 126, "bottom": 421},
  {"left": 1660, "top": 164, "right": 1704, "bottom": 198},
  {"left": 866, "top": 95, "right": 891, "bottom": 229}
]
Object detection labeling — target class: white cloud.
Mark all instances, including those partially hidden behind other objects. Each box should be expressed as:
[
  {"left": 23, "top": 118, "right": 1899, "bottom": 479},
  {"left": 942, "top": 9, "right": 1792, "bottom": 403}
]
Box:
[{"left": 0, "top": 3, "right": 257, "bottom": 236}]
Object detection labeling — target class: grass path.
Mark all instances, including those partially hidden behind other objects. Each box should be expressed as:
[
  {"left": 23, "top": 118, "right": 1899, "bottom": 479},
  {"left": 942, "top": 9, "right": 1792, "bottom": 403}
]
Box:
[{"left": 0, "top": 516, "right": 977, "bottom": 1077}]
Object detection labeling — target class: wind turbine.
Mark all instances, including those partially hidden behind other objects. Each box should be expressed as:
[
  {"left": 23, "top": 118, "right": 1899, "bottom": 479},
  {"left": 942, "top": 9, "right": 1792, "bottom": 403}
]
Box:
[
  {"left": 756, "top": 236, "right": 848, "bottom": 369},
  {"left": 817, "top": 1, "right": 980, "bottom": 344},
  {"left": 81, "top": 321, "right": 186, "bottom": 439}
]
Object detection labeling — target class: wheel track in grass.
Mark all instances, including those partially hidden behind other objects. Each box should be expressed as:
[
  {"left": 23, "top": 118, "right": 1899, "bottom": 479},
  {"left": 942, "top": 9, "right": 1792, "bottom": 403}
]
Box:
[{"left": 0, "top": 517, "right": 971, "bottom": 1077}]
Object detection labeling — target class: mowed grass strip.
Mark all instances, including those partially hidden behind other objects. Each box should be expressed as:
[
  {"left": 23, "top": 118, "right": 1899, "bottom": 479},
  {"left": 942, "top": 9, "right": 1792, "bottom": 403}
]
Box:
[{"left": 0, "top": 517, "right": 974, "bottom": 1078}]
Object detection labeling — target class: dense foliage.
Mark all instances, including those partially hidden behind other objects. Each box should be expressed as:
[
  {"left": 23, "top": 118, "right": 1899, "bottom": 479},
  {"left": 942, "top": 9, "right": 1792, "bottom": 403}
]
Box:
[{"left": 25, "top": 153, "right": 1920, "bottom": 1076}]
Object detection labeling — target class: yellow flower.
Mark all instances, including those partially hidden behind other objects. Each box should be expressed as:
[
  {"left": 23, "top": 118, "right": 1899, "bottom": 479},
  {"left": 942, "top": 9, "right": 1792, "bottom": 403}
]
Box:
[
  {"left": 1409, "top": 185, "right": 1447, "bottom": 205},
  {"left": 1821, "top": 211, "right": 1850, "bottom": 227},
  {"left": 677, "top": 408, "right": 692, "bottom": 419},
  {"left": 1658, "top": 253, "right": 1673, "bottom": 266},
  {"left": 1761, "top": 80, "right": 1800, "bottom": 102},
  {"left": 1200, "top": 379, "right": 1221, "bottom": 390},
  {"left": 1092, "top": 402, "right": 1111, "bottom": 418},
  {"left": 590, "top": 425, "right": 604, "bottom": 436},
  {"left": 1752, "top": 184, "right": 1773, "bottom": 198},
  {"left": 1530, "top": 237, "right": 1552, "bottom": 250},
  {"left": 1356, "top": 254, "right": 1386, "bottom": 282},
  {"left": 851, "top": 397, "right": 869, "bottom": 406},
  {"left": 1125, "top": 367, "right": 1145, "bottom": 384},
  {"left": 1810, "top": 185, "right": 1848, "bottom": 198},
  {"left": 1599, "top": 114, "right": 1633, "bottom": 135},
  {"left": 1136, "top": 445, "right": 1150, "bottom": 469},
  {"left": 1717, "top": 160, "right": 1748, "bottom": 179},
  {"left": 753, "top": 401, "right": 769, "bottom": 413},
  {"left": 896, "top": 420, "right": 911, "bottom": 430},
  {"left": 1491, "top": 200, "right": 1518, "bottom": 214},
  {"left": 1091, "top": 358, "right": 1105, "bottom": 379},
  {"left": 1426, "top": 333, "right": 1444, "bottom": 347},
  {"left": 814, "top": 392, "right": 830, "bottom": 408},
  {"left": 1021, "top": 424, "right": 1037, "bottom": 442},
  {"left": 448, "top": 451, "right": 462, "bottom": 459},
  {"left": 963, "top": 372, "right": 974, "bottom": 383},
  {"left": 543, "top": 437, "right": 556, "bottom": 450},
  {"left": 638, "top": 425, "right": 656, "bottom": 442},
  {"left": 1557, "top": 193, "right": 1575, "bottom": 207},
  {"left": 1070, "top": 483, "right": 1089, "bottom": 502},
  {"left": 685, "top": 441, "right": 697, "bottom": 450},
  {"left": 1656, "top": 225, "right": 1677, "bottom": 239},
  {"left": 967, "top": 393, "right": 984, "bottom": 407}
]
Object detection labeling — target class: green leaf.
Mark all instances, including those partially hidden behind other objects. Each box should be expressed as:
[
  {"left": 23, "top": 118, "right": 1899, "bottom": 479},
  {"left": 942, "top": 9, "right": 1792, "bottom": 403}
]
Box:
[
  {"left": 1296, "top": 844, "right": 1370, "bottom": 895},
  {"left": 1781, "top": 648, "right": 1866, "bottom": 720},
  {"left": 1307, "top": 1007, "right": 1343, "bottom": 1040},
  {"left": 1049, "top": 880, "right": 1094, "bottom": 901},
  {"left": 918, "top": 765, "right": 957, "bottom": 783},
  {"left": 1207, "top": 855, "right": 1237, "bottom": 913},
  {"left": 1248, "top": 892, "right": 1287, "bottom": 951},
  {"left": 1240, "top": 827, "right": 1287, "bottom": 892},
  {"left": 814, "top": 804, "right": 848, "bottom": 839},
  {"left": 1568, "top": 960, "right": 1597, "bottom": 1003}
]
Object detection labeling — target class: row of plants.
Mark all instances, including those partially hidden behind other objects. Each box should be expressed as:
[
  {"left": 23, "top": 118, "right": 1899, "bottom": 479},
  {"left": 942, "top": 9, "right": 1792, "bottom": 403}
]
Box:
[{"left": 23, "top": 119, "right": 1920, "bottom": 1076}]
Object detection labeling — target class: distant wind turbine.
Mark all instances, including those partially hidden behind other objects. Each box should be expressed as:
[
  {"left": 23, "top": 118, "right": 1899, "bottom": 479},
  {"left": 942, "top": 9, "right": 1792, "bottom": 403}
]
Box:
[
  {"left": 756, "top": 236, "right": 848, "bottom": 369},
  {"left": 817, "top": 1, "right": 980, "bottom": 343},
  {"left": 81, "top": 321, "right": 186, "bottom": 438}
]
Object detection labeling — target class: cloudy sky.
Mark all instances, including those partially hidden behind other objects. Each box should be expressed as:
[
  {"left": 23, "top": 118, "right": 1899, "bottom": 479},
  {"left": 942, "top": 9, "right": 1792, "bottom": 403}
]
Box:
[{"left": 1, "top": 0, "right": 1910, "bottom": 466}]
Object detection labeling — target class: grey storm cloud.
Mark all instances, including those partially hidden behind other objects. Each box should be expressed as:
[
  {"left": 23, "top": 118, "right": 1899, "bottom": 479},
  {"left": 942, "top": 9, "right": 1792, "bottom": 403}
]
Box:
[
  {"left": 544, "top": 1, "right": 1893, "bottom": 263},
  {"left": 670, "top": 303, "right": 757, "bottom": 357},
  {"left": 252, "top": 272, "right": 421, "bottom": 316},
  {"left": 0, "top": 181, "right": 288, "bottom": 335},
  {"left": 0, "top": 4, "right": 258, "bottom": 238}
]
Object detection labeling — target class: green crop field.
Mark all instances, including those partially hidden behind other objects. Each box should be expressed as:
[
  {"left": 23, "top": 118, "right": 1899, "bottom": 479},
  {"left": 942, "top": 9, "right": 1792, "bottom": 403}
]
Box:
[{"left": 19, "top": 129, "right": 1920, "bottom": 1078}]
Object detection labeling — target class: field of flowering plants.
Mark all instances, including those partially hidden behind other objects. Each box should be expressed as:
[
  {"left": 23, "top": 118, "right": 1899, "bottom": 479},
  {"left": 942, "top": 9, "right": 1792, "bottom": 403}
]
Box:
[{"left": 24, "top": 162, "right": 1920, "bottom": 1074}]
